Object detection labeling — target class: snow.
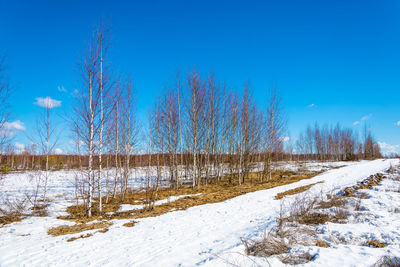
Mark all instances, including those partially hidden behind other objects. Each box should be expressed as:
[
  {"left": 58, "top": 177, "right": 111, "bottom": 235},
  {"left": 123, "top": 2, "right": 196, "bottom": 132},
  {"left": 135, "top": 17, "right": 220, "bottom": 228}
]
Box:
[
  {"left": 0, "top": 159, "right": 398, "bottom": 266},
  {"left": 0, "top": 161, "right": 353, "bottom": 214}
]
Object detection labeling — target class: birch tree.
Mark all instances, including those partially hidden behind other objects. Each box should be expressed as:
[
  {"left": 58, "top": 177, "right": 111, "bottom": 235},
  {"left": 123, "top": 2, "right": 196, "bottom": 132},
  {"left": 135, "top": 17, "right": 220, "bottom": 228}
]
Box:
[
  {"left": 72, "top": 38, "right": 99, "bottom": 217},
  {"left": 120, "top": 78, "right": 137, "bottom": 199},
  {"left": 95, "top": 24, "right": 110, "bottom": 213},
  {"left": 34, "top": 98, "right": 60, "bottom": 202},
  {"left": 0, "top": 57, "right": 11, "bottom": 154},
  {"left": 264, "top": 88, "right": 285, "bottom": 181},
  {"left": 186, "top": 70, "right": 205, "bottom": 188}
]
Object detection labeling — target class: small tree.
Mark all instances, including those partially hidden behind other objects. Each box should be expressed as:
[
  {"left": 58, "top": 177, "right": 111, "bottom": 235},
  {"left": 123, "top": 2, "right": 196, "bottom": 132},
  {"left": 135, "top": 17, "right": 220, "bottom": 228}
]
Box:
[
  {"left": 72, "top": 36, "right": 99, "bottom": 217},
  {"left": 34, "top": 96, "right": 60, "bottom": 202},
  {"left": 264, "top": 88, "right": 285, "bottom": 181},
  {"left": 0, "top": 56, "right": 11, "bottom": 164}
]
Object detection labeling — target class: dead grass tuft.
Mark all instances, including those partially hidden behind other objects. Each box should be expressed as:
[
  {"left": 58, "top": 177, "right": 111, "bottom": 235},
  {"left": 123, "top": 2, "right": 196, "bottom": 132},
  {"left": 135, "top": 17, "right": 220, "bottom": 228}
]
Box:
[
  {"left": 0, "top": 213, "right": 24, "bottom": 225},
  {"left": 283, "top": 194, "right": 348, "bottom": 225},
  {"left": 0, "top": 198, "right": 28, "bottom": 226},
  {"left": 242, "top": 233, "right": 289, "bottom": 257},
  {"left": 122, "top": 221, "right": 137, "bottom": 227},
  {"left": 274, "top": 181, "right": 324, "bottom": 200},
  {"left": 279, "top": 252, "right": 314, "bottom": 265},
  {"left": 66, "top": 233, "right": 93, "bottom": 242},
  {"left": 365, "top": 239, "right": 387, "bottom": 248},
  {"left": 316, "top": 195, "right": 345, "bottom": 209},
  {"left": 354, "top": 192, "right": 368, "bottom": 199},
  {"left": 315, "top": 239, "right": 330, "bottom": 248},
  {"left": 343, "top": 173, "right": 386, "bottom": 197},
  {"left": 32, "top": 204, "right": 48, "bottom": 217},
  {"left": 48, "top": 221, "right": 111, "bottom": 236}
]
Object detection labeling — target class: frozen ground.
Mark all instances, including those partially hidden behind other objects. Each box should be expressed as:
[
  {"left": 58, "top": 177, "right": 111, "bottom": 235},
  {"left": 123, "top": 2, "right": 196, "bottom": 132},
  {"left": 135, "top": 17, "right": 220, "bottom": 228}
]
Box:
[
  {"left": 0, "top": 159, "right": 397, "bottom": 266},
  {"left": 0, "top": 160, "right": 357, "bottom": 213}
]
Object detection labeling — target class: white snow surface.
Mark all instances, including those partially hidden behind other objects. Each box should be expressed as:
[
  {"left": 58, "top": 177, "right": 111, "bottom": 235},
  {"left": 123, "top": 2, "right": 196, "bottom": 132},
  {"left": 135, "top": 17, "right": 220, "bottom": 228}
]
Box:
[
  {"left": 0, "top": 159, "right": 398, "bottom": 266},
  {"left": 0, "top": 160, "right": 357, "bottom": 211}
]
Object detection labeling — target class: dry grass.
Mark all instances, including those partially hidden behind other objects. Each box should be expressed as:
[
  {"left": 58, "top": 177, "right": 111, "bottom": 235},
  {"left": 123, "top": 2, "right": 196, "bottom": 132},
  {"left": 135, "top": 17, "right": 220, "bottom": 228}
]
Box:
[
  {"left": 315, "top": 239, "right": 330, "bottom": 248},
  {"left": 0, "top": 198, "right": 29, "bottom": 226},
  {"left": 281, "top": 193, "right": 348, "bottom": 226},
  {"left": 242, "top": 233, "right": 289, "bottom": 257},
  {"left": 343, "top": 173, "right": 386, "bottom": 197},
  {"left": 122, "top": 221, "right": 137, "bottom": 227},
  {"left": 32, "top": 204, "right": 48, "bottom": 217},
  {"left": 0, "top": 213, "right": 24, "bottom": 225},
  {"left": 315, "top": 195, "right": 346, "bottom": 209},
  {"left": 48, "top": 221, "right": 111, "bottom": 236},
  {"left": 365, "top": 239, "right": 387, "bottom": 248},
  {"left": 242, "top": 225, "right": 317, "bottom": 265},
  {"left": 49, "top": 169, "right": 323, "bottom": 236},
  {"left": 275, "top": 181, "right": 324, "bottom": 200},
  {"left": 67, "top": 233, "right": 93, "bottom": 242},
  {"left": 279, "top": 252, "right": 314, "bottom": 265},
  {"left": 61, "top": 169, "right": 324, "bottom": 223}
]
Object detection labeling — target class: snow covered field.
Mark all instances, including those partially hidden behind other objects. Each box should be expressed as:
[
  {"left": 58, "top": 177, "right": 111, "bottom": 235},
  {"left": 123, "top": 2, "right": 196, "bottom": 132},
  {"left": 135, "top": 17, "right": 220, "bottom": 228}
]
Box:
[
  {"left": 0, "top": 159, "right": 398, "bottom": 266},
  {"left": 0, "top": 160, "right": 357, "bottom": 212}
]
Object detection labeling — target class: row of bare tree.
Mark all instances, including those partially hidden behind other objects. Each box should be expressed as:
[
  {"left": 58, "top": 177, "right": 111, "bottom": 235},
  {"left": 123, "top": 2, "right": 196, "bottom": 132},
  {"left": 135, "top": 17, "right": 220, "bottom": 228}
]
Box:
[
  {"left": 66, "top": 21, "right": 287, "bottom": 216},
  {"left": 295, "top": 123, "right": 381, "bottom": 161},
  {"left": 148, "top": 71, "right": 285, "bottom": 190}
]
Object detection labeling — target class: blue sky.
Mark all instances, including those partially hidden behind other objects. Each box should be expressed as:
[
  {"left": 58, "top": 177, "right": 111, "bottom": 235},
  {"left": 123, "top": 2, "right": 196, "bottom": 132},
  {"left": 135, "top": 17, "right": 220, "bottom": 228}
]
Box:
[{"left": 1, "top": 0, "right": 400, "bottom": 154}]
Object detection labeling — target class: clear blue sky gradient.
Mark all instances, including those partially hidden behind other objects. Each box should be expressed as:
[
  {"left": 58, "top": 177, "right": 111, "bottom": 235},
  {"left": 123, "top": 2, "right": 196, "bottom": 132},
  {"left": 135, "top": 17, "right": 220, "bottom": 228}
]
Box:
[{"left": 1, "top": 0, "right": 400, "bottom": 153}]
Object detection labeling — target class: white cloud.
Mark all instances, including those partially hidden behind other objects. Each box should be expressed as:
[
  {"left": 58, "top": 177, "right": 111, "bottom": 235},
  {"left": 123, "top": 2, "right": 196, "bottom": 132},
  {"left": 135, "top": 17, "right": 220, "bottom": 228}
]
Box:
[
  {"left": 3, "top": 120, "right": 26, "bottom": 131},
  {"left": 54, "top": 148, "right": 63, "bottom": 154},
  {"left": 378, "top": 142, "right": 400, "bottom": 155},
  {"left": 279, "top": 136, "right": 290, "bottom": 142},
  {"left": 0, "top": 120, "right": 26, "bottom": 137},
  {"left": 14, "top": 142, "right": 26, "bottom": 154},
  {"left": 34, "top": 96, "right": 61, "bottom": 109},
  {"left": 15, "top": 142, "right": 25, "bottom": 150},
  {"left": 353, "top": 114, "right": 372, "bottom": 126},
  {"left": 361, "top": 114, "right": 372, "bottom": 121},
  {"left": 307, "top": 104, "right": 315, "bottom": 108},
  {"left": 395, "top": 121, "right": 400, "bottom": 126},
  {"left": 57, "top": 85, "right": 67, "bottom": 93}
]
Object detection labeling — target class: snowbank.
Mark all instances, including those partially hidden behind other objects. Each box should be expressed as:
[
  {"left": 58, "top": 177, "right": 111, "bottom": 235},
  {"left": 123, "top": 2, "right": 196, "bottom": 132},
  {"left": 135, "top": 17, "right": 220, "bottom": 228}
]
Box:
[{"left": 0, "top": 159, "right": 397, "bottom": 266}]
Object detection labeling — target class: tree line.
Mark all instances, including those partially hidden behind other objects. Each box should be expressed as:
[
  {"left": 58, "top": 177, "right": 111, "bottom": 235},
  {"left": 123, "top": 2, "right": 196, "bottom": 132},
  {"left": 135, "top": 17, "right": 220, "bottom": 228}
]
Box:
[{"left": 295, "top": 123, "right": 381, "bottom": 161}]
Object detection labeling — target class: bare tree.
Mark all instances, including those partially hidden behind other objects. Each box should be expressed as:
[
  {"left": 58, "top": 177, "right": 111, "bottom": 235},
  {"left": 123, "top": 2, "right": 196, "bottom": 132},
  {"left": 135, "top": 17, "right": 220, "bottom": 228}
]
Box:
[
  {"left": 203, "top": 73, "right": 220, "bottom": 185},
  {"left": 34, "top": 98, "right": 60, "bottom": 202},
  {"left": 0, "top": 56, "right": 11, "bottom": 158},
  {"left": 149, "top": 99, "right": 163, "bottom": 209},
  {"left": 186, "top": 70, "right": 205, "bottom": 189},
  {"left": 96, "top": 24, "right": 110, "bottom": 213},
  {"left": 72, "top": 37, "right": 99, "bottom": 217},
  {"left": 264, "top": 88, "right": 285, "bottom": 181},
  {"left": 111, "top": 79, "right": 121, "bottom": 199},
  {"left": 175, "top": 72, "right": 184, "bottom": 176},
  {"left": 120, "top": 77, "right": 137, "bottom": 199}
]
